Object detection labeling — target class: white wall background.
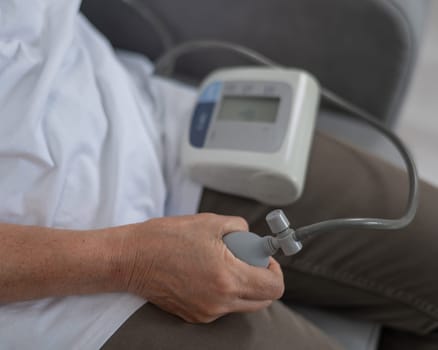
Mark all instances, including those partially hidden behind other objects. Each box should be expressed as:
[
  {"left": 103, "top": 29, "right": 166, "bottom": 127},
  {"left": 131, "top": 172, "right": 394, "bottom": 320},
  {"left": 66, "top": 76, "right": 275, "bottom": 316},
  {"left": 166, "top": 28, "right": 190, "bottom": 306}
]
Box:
[{"left": 398, "top": 1, "right": 438, "bottom": 186}]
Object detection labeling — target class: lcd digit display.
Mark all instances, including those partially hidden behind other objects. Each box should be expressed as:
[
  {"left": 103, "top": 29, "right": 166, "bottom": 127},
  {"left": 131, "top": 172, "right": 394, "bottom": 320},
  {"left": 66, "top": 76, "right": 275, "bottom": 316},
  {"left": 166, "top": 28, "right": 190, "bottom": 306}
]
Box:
[{"left": 217, "top": 96, "right": 280, "bottom": 123}]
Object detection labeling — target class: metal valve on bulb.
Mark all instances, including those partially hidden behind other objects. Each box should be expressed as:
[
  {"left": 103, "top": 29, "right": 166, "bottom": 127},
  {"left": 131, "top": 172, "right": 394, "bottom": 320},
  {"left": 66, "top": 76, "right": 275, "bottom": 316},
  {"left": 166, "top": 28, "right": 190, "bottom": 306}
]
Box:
[{"left": 223, "top": 209, "right": 303, "bottom": 267}]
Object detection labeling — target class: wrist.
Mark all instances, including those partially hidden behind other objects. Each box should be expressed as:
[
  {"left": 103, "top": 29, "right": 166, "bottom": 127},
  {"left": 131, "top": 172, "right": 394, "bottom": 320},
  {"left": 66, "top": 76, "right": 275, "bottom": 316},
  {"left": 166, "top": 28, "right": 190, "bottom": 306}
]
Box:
[
  {"left": 102, "top": 221, "right": 157, "bottom": 295},
  {"left": 96, "top": 224, "right": 133, "bottom": 293}
]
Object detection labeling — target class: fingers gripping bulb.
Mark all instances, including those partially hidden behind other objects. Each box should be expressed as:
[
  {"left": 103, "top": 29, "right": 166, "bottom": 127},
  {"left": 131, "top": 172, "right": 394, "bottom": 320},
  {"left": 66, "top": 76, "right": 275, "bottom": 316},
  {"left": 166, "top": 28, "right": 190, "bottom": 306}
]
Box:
[{"left": 266, "top": 210, "right": 303, "bottom": 256}]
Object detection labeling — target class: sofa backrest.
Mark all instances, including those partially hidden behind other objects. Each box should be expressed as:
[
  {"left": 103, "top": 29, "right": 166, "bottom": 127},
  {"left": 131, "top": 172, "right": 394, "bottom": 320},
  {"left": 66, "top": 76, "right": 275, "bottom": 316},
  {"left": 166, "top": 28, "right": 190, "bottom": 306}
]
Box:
[{"left": 81, "top": 0, "right": 429, "bottom": 125}]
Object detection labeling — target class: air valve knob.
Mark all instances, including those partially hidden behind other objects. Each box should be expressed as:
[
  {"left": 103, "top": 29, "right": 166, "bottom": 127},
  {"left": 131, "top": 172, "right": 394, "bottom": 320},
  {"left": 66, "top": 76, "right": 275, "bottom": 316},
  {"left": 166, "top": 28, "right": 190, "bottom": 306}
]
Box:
[{"left": 266, "top": 209, "right": 290, "bottom": 234}]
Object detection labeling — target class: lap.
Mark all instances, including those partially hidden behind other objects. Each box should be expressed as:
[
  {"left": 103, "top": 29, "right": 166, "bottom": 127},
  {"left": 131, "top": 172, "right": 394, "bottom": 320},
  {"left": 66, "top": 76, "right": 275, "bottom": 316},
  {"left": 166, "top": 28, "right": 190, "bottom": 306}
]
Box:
[
  {"left": 102, "top": 301, "right": 342, "bottom": 350},
  {"left": 199, "top": 131, "right": 438, "bottom": 334}
]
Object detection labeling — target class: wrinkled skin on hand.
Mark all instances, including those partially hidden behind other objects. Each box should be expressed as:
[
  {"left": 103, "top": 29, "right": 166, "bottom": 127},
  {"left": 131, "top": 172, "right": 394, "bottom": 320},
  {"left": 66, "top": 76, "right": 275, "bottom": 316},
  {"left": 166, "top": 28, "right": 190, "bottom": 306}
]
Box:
[{"left": 118, "top": 213, "right": 284, "bottom": 323}]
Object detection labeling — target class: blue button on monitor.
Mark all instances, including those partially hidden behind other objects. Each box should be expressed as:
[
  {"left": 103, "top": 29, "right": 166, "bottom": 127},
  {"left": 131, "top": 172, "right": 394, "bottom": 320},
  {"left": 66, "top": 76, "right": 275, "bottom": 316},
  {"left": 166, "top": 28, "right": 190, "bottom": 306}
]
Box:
[
  {"left": 198, "top": 81, "right": 222, "bottom": 103},
  {"left": 190, "top": 102, "right": 215, "bottom": 148}
]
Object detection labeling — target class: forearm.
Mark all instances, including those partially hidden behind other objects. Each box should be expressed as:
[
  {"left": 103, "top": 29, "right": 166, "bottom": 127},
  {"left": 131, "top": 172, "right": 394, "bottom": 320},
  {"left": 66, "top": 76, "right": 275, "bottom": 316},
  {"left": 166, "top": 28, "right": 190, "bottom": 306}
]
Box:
[{"left": 0, "top": 223, "right": 126, "bottom": 302}]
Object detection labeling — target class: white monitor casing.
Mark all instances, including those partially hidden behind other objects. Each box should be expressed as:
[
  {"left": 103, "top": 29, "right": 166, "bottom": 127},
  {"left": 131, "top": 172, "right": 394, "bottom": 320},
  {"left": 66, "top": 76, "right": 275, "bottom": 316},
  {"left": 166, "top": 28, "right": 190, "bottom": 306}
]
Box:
[{"left": 182, "top": 67, "right": 320, "bottom": 205}]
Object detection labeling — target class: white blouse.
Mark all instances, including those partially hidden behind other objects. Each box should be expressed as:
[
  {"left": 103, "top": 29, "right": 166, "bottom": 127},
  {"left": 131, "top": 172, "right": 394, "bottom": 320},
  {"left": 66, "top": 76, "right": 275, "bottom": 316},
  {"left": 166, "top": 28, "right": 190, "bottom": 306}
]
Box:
[{"left": 0, "top": 0, "right": 201, "bottom": 348}]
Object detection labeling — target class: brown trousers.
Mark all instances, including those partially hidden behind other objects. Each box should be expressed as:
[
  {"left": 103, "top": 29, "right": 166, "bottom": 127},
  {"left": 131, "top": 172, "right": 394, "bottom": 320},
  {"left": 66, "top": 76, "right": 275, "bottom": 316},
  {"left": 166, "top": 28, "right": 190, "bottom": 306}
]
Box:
[{"left": 103, "top": 132, "right": 438, "bottom": 350}]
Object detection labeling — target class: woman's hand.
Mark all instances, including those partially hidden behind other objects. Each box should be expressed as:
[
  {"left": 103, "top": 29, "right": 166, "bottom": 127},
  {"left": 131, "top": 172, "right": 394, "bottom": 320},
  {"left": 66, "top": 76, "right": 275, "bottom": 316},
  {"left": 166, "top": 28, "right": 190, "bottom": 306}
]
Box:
[{"left": 117, "top": 213, "right": 284, "bottom": 323}]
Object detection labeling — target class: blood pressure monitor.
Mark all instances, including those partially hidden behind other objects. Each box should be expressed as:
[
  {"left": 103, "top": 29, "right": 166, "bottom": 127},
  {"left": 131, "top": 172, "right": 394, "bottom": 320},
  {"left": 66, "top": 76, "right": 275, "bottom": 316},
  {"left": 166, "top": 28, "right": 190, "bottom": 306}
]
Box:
[
  {"left": 182, "top": 67, "right": 320, "bottom": 205},
  {"left": 154, "top": 40, "right": 417, "bottom": 270}
]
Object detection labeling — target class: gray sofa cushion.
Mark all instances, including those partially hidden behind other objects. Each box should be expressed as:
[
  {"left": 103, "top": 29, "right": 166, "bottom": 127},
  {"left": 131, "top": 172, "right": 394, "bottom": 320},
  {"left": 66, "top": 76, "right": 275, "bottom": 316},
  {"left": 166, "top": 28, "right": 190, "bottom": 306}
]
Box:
[{"left": 81, "top": 0, "right": 428, "bottom": 125}]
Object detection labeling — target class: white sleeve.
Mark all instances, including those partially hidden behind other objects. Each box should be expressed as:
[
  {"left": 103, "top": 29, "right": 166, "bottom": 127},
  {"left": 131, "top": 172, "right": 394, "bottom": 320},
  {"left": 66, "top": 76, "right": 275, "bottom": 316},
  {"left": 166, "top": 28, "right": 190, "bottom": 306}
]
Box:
[
  {"left": 0, "top": 0, "right": 80, "bottom": 124},
  {"left": 0, "top": 0, "right": 80, "bottom": 43}
]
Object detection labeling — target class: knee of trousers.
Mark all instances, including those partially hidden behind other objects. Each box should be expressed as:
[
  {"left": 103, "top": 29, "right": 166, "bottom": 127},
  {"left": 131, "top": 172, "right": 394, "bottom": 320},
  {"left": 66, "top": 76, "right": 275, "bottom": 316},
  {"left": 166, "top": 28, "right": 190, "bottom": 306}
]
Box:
[{"left": 102, "top": 302, "right": 343, "bottom": 350}]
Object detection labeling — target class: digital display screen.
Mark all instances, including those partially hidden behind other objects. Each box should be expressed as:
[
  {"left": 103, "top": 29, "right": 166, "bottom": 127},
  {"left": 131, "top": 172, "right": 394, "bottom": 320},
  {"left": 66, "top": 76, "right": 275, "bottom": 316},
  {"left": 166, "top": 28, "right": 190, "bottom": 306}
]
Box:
[{"left": 217, "top": 96, "right": 280, "bottom": 123}]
